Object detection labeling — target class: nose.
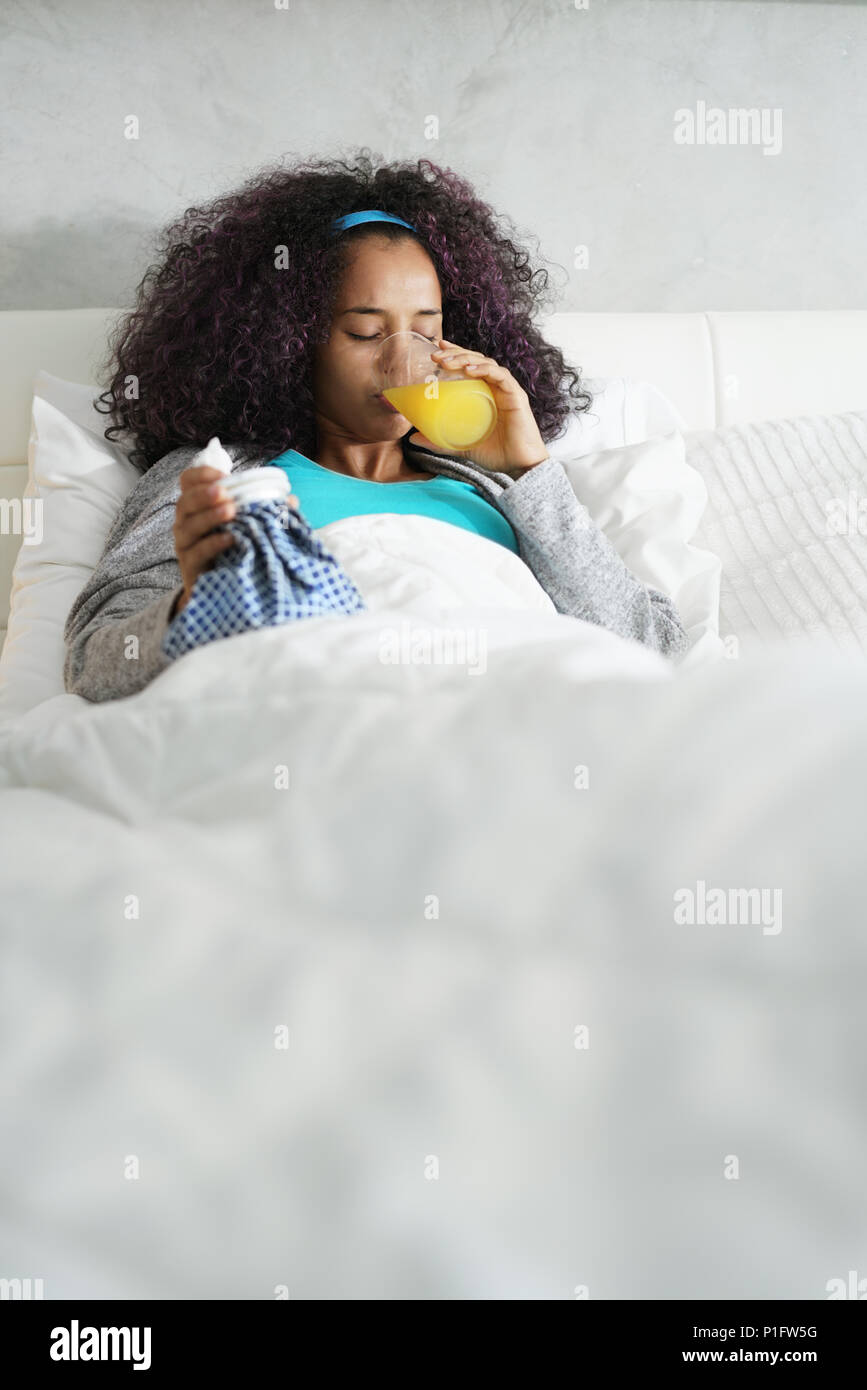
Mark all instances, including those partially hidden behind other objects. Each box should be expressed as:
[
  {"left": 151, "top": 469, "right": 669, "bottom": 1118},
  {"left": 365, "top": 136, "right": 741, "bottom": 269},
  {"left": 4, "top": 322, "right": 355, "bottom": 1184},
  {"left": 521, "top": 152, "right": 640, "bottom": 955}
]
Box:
[
  {"left": 380, "top": 340, "right": 399, "bottom": 373},
  {"left": 372, "top": 335, "right": 404, "bottom": 390}
]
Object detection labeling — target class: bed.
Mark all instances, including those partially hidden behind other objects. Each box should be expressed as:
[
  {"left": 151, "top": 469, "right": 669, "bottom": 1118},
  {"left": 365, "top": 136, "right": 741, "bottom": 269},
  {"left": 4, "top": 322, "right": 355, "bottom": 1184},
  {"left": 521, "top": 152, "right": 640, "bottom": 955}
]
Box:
[{"left": 1, "top": 308, "right": 866, "bottom": 1300}]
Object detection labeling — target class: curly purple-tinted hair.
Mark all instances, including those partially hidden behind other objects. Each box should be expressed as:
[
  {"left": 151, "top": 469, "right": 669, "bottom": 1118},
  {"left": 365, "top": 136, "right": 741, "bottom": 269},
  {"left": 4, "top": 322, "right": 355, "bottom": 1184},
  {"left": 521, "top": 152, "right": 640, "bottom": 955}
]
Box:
[{"left": 95, "top": 150, "right": 594, "bottom": 473}]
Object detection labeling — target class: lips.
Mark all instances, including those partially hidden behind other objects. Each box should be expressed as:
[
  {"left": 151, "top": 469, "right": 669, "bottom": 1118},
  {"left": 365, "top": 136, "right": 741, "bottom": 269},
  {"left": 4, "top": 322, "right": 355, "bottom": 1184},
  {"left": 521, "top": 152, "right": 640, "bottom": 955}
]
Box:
[{"left": 375, "top": 393, "right": 400, "bottom": 413}]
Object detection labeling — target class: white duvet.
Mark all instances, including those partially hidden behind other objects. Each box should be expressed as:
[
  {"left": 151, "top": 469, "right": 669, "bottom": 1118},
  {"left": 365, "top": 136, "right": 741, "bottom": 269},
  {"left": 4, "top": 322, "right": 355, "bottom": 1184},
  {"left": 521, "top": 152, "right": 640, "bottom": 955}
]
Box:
[{"left": 1, "top": 514, "right": 866, "bottom": 1300}]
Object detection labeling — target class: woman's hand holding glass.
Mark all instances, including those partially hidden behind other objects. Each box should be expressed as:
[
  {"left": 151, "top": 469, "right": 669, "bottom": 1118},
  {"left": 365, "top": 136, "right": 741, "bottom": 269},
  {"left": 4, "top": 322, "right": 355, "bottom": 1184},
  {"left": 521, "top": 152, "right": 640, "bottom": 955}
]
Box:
[{"left": 427, "top": 338, "right": 549, "bottom": 476}]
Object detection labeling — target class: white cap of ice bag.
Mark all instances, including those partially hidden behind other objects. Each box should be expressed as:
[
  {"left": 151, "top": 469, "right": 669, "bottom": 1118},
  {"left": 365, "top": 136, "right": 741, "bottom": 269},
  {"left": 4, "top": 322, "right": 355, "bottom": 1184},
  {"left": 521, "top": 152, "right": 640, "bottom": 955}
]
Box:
[{"left": 194, "top": 437, "right": 291, "bottom": 506}]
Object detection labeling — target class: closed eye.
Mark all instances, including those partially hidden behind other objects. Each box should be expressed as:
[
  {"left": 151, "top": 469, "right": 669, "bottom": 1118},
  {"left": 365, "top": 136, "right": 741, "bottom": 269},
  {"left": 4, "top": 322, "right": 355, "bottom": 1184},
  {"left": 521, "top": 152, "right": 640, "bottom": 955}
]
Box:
[{"left": 347, "top": 332, "right": 439, "bottom": 343}]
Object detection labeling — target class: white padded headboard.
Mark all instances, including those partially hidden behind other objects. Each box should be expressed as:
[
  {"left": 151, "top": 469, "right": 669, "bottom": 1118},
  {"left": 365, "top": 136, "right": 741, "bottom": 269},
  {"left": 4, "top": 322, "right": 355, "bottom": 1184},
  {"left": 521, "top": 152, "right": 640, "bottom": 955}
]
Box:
[{"left": 2, "top": 307, "right": 867, "bottom": 649}]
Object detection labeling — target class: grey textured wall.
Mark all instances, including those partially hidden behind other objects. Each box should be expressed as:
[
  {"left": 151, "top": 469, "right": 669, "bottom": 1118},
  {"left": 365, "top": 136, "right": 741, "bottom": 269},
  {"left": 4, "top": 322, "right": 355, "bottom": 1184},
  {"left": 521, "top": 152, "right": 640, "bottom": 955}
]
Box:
[{"left": 1, "top": 0, "right": 864, "bottom": 311}]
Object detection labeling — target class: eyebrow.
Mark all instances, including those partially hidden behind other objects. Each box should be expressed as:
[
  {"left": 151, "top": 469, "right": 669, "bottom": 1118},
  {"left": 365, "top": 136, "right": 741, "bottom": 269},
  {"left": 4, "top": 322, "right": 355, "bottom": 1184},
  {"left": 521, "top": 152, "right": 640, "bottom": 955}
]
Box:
[{"left": 340, "top": 306, "right": 442, "bottom": 316}]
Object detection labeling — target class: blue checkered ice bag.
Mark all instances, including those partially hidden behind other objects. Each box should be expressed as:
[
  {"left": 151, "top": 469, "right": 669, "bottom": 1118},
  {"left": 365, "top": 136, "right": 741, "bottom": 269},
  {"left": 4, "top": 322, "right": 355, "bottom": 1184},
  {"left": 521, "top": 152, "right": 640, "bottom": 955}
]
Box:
[{"left": 161, "top": 497, "right": 366, "bottom": 662}]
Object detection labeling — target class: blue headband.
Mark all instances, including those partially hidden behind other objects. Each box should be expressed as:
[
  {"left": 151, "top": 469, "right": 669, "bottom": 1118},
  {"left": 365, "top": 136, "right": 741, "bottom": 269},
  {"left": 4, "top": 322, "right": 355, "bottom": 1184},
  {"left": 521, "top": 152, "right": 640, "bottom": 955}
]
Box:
[{"left": 330, "top": 209, "right": 415, "bottom": 235}]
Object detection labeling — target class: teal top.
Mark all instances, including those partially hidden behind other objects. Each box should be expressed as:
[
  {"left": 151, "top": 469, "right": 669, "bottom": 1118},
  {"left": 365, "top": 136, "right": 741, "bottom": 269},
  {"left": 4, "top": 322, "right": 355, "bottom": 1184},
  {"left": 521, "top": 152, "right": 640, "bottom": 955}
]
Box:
[{"left": 266, "top": 448, "right": 520, "bottom": 555}]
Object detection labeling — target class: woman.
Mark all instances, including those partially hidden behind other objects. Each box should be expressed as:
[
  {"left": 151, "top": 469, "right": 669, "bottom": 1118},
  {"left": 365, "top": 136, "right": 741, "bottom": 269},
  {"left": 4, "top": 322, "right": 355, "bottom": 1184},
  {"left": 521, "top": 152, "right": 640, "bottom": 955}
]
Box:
[{"left": 64, "top": 153, "right": 688, "bottom": 702}]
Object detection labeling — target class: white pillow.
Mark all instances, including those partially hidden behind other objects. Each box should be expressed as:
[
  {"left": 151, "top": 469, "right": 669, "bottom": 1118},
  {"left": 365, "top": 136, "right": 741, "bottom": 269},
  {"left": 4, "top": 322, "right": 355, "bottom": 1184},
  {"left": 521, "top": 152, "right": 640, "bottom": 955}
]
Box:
[
  {"left": 0, "top": 376, "right": 140, "bottom": 720},
  {"left": 0, "top": 373, "right": 719, "bottom": 720},
  {"left": 27, "top": 373, "right": 134, "bottom": 450},
  {"left": 555, "top": 431, "right": 724, "bottom": 668},
  {"left": 547, "top": 377, "right": 689, "bottom": 459}
]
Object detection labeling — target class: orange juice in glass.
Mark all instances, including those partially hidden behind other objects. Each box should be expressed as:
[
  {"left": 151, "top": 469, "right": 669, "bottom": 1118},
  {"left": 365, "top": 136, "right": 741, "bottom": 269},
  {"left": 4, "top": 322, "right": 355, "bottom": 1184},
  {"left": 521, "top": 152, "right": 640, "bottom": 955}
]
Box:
[{"left": 371, "top": 331, "right": 497, "bottom": 454}]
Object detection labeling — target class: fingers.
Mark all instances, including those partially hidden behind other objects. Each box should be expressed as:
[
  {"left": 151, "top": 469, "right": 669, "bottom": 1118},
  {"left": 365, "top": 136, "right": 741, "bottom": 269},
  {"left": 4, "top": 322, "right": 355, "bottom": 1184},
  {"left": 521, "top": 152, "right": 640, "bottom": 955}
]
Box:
[
  {"left": 186, "top": 530, "right": 236, "bottom": 569},
  {"left": 177, "top": 475, "right": 232, "bottom": 520},
  {"left": 431, "top": 344, "right": 525, "bottom": 398},
  {"left": 175, "top": 496, "right": 236, "bottom": 551},
  {"left": 431, "top": 344, "right": 493, "bottom": 373},
  {"left": 180, "top": 464, "right": 230, "bottom": 492},
  {"left": 174, "top": 466, "right": 236, "bottom": 599}
]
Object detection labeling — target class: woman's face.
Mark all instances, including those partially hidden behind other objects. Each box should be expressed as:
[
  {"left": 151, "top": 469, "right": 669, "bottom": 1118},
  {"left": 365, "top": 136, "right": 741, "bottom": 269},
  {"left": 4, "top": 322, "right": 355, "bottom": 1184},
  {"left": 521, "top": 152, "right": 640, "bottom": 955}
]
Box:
[{"left": 311, "top": 235, "right": 443, "bottom": 442}]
